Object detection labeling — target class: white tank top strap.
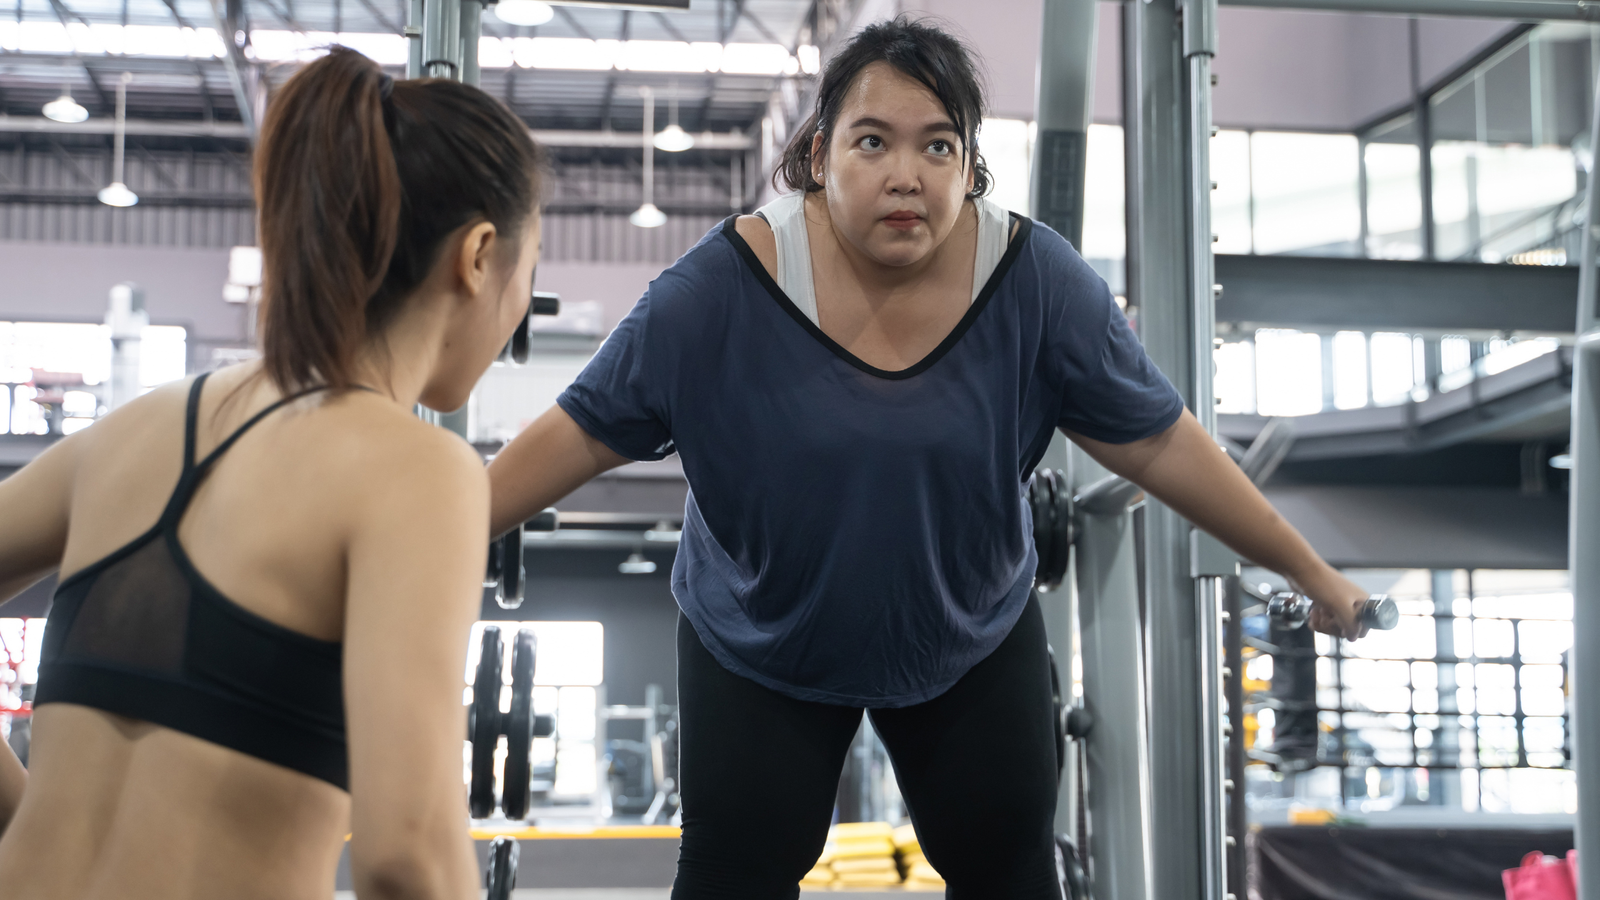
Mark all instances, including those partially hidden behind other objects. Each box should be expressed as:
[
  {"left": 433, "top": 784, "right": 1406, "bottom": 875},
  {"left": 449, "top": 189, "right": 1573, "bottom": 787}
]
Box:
[
  {"left": 972, "top": 196, "right": 1011, "bottom": 302},
  {"left": 752, "top": 193, "right": 1013, "bottom": 326},
  {"left": 753, "top": 192, "right": 820, "bottom": 325}
]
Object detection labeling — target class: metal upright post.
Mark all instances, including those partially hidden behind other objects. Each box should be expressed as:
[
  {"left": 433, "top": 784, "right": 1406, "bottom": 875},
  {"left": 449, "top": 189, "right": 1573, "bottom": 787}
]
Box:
[
  {"left": 414, "top": 0, "right": 474, "bottom": 438},
  {"left": 1568, "top": 53, "right": 1600, "bottom": 900},
  {"left": 1074, "top": 465, "right": 1156, "bottom": 900},
  {"left": 460, "top": 0, "right": 483, "bottom": 87},
  {"left": 406, "top": 0, "right": 424, "bottom": 78},
  {"left": 1031, "top": 0, "right": 1099, "bottom": 247},
  {"left": 1127, "top": 0, "right": 1226, "bottom": 899},
  {"left": 1030, "top": 0, "right": 1100, "bottom": 843},
  {"left": 422, "top": 0, "right": 463, "bottom": 80}
]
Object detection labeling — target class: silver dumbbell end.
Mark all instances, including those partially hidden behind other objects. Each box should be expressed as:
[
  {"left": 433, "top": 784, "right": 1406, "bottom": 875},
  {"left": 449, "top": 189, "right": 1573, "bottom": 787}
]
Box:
[{"left": 1267, "top": 592, "right": 1399, "bottom": 631}]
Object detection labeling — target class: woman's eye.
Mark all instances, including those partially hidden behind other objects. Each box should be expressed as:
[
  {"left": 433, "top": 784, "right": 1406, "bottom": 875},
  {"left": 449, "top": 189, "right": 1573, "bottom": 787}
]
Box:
[
  {"left": 928, "top": 140, "right": 953, "bottom": 156},
  {"left": 859, "top": 135, "right": 884, "bottom": 151}
]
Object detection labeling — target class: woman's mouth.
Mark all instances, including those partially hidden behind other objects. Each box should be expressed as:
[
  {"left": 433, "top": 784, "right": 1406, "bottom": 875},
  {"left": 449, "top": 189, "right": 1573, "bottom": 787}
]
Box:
[{"left": 883, "top": 211, "right": 923, "bottom": 231}]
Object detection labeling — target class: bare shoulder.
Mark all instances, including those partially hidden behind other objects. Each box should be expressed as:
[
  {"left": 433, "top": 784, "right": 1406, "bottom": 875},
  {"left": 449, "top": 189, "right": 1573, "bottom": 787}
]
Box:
[
  {"left": 328, "top": 399, "right": 485, "bottom": 494},
  {"left": 733, "top": 214, "right": 777, "bottom": 279}
]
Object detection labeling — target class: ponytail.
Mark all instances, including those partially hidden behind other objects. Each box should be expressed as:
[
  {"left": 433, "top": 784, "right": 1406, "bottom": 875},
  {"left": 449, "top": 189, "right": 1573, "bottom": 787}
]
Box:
[{"left": 254, "top": 47, "right": 543, "bottom": 392}]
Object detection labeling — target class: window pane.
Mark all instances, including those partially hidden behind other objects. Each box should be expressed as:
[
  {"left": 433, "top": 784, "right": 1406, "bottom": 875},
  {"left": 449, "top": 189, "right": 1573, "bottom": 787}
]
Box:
[
  {"left": 1332, "top": 331, "right": 1368, "bottom": 410},
  {"left": 1250, "top": 132, "right": 1360, "bottom": 256},
  {"left": 1369, "top": 332, "right": 1416, "bottom": 405},
  {"left": 1364, "top": 139, "right": 1423, "bottom": 260},
  {"left": 1214, "top": 340, "right": 1255, "bottom": 415},
  {"left": 1254, "top": 329, "right": 1322, "bottom": 416},
  {"left": 1211, "top": 129, "right": 1252, "bottom": 254}
]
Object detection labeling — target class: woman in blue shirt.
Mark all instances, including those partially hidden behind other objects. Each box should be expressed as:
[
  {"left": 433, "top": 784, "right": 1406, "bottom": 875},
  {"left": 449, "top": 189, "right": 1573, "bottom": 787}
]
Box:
[{"left": 489, "top": 18, "right": 1370, "bottom": 899}]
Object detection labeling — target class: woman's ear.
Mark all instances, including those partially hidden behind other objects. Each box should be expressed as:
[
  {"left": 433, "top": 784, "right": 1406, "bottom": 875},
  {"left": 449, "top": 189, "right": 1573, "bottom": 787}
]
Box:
[
  {"left": 456, "top": 221, "right": 499, "bottom": 298},
  {"left": 810, "top": 130, "right": 827, "bottom": 185}
]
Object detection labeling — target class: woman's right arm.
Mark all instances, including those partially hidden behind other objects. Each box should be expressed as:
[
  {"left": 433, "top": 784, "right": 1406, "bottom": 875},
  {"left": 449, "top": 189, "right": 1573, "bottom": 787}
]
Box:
[
  {"left": 486, "top": 405, "right": 628, "bottom": 537},
  {"left": 343, "top": 428, "right": 489, "bottom": 900}
]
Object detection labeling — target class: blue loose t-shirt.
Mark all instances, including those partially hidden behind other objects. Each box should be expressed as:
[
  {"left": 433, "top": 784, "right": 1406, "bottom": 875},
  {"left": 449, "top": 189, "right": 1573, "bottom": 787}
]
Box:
[{"left": 558, "top": 213, "right": 1183, "bottom": 707}]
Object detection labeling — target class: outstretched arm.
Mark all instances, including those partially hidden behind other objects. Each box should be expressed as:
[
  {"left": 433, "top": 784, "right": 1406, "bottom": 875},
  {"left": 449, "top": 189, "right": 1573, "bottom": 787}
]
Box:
[
  {"left": 486, "top": 405, "right": 629, "bottom": 538},
  {"left": 1069, "top": 410, "right": 1369, "bottom": 639},
  {"left": 0, "top": 735, "right": 24, "bottom": 836},
  {"left": 0, "top": 431, "right": 80, "bottom": 605}
]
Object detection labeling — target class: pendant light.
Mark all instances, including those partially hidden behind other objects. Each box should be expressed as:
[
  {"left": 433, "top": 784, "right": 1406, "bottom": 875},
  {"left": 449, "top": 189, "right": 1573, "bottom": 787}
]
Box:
[
  {"left": 618, "top": 551, "right": 657, "bottom": 574},
  {"left": 493, "top": 0, "right": 553, "bottom": 26},
  {"left": 42, "top": 85, "right": 88, "bottom": 123},
  {"left": 97, "top": 73, "right": 137, "bottom": 208},
  {"left": 653, "top": 87, "right": 694, "bottom": 152},
  {"left": 629, "top": 86, "right": 666, "bottom": 228}
]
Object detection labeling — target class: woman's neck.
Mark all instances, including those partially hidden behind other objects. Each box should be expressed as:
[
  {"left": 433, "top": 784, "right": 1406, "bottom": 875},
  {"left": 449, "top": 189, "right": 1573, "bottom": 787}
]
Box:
[{"left": 805, "top": 192, "right": 977, "bottom": 303}]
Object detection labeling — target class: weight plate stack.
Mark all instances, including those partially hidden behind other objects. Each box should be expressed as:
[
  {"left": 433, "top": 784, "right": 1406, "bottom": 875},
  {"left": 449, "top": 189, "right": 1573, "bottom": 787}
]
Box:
[
  {"left": 485, "top": 835, "right": 519, "bottom": 900},
  {"left": 496, "top": 525, "right": 526, "bottom": 610},
  {"left": 501, "top": 628, "right": 537, "bottom": 821},
  {"left": 468, "top": 627, "right": 504, "bottom": 820}
]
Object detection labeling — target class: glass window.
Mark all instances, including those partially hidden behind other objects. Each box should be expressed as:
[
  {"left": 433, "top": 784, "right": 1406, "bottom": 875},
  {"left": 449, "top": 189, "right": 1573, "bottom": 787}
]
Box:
[
  {"left": 1210, "top": 129, "right": 1253, "bottom": 254},
  {"left": 1250, "top": 132, "right": 1360, "bottom": 256},
  {"left": 978, "top": 117, "right": 1035, "bottom": 217},
  {"left": 1253, "top": 329, "right": 1322, "bottom": 416},
  {"left": 1082, "top": 124, "right": 1126, "bottom": 262},
  {"left": 1364, "top": 135, "right": 1424, "bottom": 260},
  {"left": 1331, "top": 331, "right": 1368, "bottom": 410},
  {"left": 1244, "top": 568, "right": 1575, "bottom": 814}
]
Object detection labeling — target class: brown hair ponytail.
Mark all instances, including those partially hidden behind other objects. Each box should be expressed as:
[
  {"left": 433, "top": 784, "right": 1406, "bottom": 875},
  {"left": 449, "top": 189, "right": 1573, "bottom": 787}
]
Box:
[{"left": 254, "top": 47, "right": 543, "bottom": 392}]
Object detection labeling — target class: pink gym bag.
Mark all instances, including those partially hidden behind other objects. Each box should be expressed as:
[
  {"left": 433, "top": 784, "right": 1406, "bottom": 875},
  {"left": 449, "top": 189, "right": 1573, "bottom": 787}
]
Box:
[{"left": 1503, "top": 850, "right": 1579, "bottom": 900}]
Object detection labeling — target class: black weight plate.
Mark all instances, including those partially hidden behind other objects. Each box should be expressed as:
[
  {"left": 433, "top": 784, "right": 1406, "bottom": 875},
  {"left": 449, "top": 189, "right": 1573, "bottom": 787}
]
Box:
[
  {"left": 1028, "top": 471, "right": 1049, "bottom": 588},
  {"left": 485, "top": 535, "right": 503, "bottom": 589},
  {"left": 496, "top": 525, "right": 525, "bottom": 610},
  {"left": 469, "top": 627, "right": 504, "bottom": 820},
  {"left": 510, "top": 307, "right": 532, "bottom": 365},
  {"left": 1038, "top": 469, "right": 1061, "bottom": 587},
  {"left": 485, "top": 836, "right": 520, "bottom": 900},
  {"left": 501, "top": 629, "right": 536, "bottom": 821},
  {"left": 1048, "top": 648, "right": 1066, "bottom": 775},
  {"left": 1048, "top": 468, "right": 1073, "bottom": 588}
]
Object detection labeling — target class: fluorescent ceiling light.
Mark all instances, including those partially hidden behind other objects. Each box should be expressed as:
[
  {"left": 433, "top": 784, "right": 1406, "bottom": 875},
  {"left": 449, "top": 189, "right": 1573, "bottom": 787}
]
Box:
[
  {"left": 42, "top": 93, "right": 88, "bottom": 123},
  {"left": 97, "top": 181, "right": 138, "bottom": 207},
  {"left": 629, "top": 202, "right": 666, "bottom": 229},
  {"left": 654, "top": 123, "right": 694, "bottom": 152},
  {"left": 494, "top": 0, "right": 554, "bottom": 27}
]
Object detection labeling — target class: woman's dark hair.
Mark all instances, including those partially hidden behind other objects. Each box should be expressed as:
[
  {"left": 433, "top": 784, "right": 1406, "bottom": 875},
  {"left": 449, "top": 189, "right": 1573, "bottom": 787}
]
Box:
[
  {"left": 255, "top": 46, "right": 544, "bottom": 392},
  {"left": 777, "top": 17, "right": 990, "bottom": 198}
]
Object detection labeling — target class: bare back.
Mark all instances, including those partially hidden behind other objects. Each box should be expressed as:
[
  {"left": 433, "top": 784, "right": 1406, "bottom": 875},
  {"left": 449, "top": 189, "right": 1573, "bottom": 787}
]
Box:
[{"left": 0, "top": 363, "right": 486, "bottom": 900}]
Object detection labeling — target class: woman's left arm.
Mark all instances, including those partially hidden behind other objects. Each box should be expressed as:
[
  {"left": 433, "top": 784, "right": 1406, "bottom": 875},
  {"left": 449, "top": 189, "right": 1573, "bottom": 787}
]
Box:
[
  {"left": 0, "top": 737, "right": 23, "bottom": 835},
  {"left": 1069, "top": 409, "right": 1370, "bottom": 640}
]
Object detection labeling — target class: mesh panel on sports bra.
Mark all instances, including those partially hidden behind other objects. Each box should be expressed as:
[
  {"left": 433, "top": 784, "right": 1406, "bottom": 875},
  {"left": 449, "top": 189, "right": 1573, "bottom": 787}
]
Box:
[{"left": 58, "top": 534, "right": 191, "bottom": 675}]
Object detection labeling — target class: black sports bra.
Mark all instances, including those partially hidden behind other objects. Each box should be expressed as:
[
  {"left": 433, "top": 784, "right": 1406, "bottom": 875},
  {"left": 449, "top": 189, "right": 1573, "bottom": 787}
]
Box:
[{"left": 35, "top": 372, "right": 349, "bottom": 790}]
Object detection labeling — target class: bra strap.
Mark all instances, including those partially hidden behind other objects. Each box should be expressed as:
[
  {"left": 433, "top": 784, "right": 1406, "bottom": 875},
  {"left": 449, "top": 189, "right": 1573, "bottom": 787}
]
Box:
[{"left": 181, "top": 371, "right": 213, "bottom": 475}]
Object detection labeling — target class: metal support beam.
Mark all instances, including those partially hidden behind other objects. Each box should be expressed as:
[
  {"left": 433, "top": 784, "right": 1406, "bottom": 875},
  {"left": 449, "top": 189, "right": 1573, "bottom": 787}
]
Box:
[
  {"left": 206, "top": 0, "right": 257, "bottom": 139},
  {"left": 1220, "top": 0, "right": 1600, "bottom": 18},
  {"left": 1073, "top": 467, "right": 1156, "bottom": 900},
  {"left": 1030, "top": 0, "right": 1098, "bottom": 247},
  {"left": 422, "top": 0, "right": 463, "bottom": 79},
  {"left": 1213, "top": 254, "right": 1581, "bottom": 333},
  {"left": 1031, "top": 0, "right": 1104, "bottom": 859},
  {"left": 1568, "top": 36, "right": 1600, "bottom": 900},
  {"left": 1126, "top": 3, "right": 1224, "bottom": 900}
]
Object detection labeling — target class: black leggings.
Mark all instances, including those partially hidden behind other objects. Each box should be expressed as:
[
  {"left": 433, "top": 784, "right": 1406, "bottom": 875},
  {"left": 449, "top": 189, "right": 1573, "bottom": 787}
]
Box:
[{"left": 672, "top": 596, "right": 1063, "bottom": 899}]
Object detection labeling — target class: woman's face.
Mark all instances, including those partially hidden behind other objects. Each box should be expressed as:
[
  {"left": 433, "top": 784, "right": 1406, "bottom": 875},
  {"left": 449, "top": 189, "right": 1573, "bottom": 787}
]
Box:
[
  {"left": 421, "top": 211, "right": 542, "bottom": 413},
  {"left": 814, "top": 61, "right": 974, "bottom": 269}
]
